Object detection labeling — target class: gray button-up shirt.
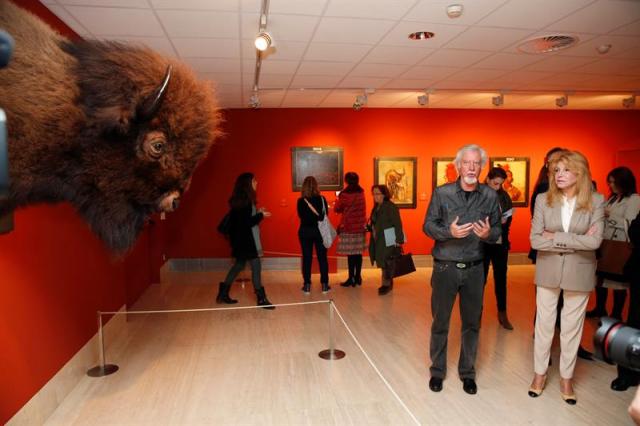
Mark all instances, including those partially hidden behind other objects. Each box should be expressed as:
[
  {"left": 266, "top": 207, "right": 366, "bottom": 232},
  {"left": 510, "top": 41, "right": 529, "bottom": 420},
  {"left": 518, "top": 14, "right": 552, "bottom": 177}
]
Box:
[{"left": 423, "top": 179, "right": 502, "bottom": 262}]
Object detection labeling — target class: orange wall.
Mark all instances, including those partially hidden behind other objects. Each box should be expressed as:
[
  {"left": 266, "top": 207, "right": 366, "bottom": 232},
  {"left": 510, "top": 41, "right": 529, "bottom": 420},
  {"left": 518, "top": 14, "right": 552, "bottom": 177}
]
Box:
[{"left": 164, "top": 108, "right": 640, "bottom": 260}]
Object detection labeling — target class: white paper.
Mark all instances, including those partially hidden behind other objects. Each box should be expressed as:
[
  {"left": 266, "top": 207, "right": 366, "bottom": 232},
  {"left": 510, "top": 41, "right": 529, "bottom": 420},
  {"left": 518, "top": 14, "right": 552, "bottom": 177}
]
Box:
[
  {"left": 502, "top": 208, "right": 514, "bottom": 219},
  {"left": 383, "top": 227, "right": 396, "bottom": 247}
]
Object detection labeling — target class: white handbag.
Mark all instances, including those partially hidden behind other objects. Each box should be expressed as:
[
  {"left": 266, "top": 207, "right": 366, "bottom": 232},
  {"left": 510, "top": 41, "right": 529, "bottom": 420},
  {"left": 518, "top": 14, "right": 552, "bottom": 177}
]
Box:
[{"left": 304, "top": 197, "right": 337, "bottom": 248}]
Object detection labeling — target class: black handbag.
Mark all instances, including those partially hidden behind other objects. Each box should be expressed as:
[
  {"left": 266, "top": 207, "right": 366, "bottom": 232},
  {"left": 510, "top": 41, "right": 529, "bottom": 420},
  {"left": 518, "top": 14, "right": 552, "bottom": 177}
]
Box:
[
  {"left": 217, "top": 212, "right": 230, "bottom": 236},
  {"left": 385, "top": 247, "right": 416, "bottom": 279}
]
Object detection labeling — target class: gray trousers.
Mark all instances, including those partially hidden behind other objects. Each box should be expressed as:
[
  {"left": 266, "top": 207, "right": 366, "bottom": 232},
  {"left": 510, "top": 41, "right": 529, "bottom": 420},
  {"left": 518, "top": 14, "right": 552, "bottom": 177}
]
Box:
[{"left": 429, "top": 261, "right": 485, "bottom": 380}]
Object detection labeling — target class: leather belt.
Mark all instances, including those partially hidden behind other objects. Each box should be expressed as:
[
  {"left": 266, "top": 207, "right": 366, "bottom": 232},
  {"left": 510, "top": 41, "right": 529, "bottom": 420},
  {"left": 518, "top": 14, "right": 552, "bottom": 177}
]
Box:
[{"left": 435, "top": 259, "right": 484, "bottom": 269}]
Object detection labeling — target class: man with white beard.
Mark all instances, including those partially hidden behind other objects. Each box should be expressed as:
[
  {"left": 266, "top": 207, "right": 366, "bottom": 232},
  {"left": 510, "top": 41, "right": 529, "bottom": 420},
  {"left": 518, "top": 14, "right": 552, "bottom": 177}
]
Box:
[{"left": 423, "top": 144, "right": 502, "bottom": 395}]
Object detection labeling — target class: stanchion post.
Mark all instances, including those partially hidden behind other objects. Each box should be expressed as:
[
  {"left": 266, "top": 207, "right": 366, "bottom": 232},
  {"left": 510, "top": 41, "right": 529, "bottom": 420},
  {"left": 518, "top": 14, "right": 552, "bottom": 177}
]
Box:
[
  {"left": 87, "top": 311, "right": 119, "bottom": 377},
  {"left": 318, "top": 299, "right": 345, "bottom": 360}
]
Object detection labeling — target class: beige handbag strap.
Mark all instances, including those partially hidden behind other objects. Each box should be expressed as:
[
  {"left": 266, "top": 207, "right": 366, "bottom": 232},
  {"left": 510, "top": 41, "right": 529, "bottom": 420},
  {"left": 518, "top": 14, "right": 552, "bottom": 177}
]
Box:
[{"left": 304, "top": 198, "right": 320, "bottom": 216}]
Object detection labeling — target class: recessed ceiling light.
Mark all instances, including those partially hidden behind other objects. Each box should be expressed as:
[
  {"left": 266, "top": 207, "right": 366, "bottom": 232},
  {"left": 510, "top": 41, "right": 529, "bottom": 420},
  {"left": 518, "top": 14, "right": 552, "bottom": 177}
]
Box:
[{"left": 408, "top": 31, "right": 435, "bottom": 40}]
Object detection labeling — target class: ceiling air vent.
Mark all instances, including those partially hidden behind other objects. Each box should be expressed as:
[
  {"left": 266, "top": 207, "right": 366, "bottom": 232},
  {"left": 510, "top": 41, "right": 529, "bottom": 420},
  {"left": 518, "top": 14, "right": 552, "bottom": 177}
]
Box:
[{"left": 517, "top": 35, "right": 579, "bottom": 54}]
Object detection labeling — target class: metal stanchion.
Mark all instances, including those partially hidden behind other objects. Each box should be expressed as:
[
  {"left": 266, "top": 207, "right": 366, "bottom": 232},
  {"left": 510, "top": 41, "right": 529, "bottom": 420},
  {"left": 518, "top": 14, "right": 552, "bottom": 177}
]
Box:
[
  {"left": 318, "top": 300, "right": 345, "bottom": 360},
  {"left": 87, "top": 311, "right": 119, "bottom": 377}
]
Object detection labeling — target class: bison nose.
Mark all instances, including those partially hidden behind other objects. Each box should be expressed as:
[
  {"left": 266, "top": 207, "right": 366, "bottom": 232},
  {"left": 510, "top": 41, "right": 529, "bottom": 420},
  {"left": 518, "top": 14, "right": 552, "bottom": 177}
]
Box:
[{"left": 159, "top": 191, "right": 181, "bottom": 212}]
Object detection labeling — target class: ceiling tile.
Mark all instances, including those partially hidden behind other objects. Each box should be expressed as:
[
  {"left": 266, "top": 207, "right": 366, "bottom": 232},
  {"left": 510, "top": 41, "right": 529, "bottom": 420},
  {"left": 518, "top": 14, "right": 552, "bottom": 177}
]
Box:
[
  {"left": 380, "top": 21, "right": 468, "bottom": 48},
  {"left": 259, "top": 60, "right": 300, "bottom": 74},
  {"left": 610, "top": 18, "right": 640, "bottom": 36},
  {"left": 254, "top": 74, "right": 294, "bottom": 88},
  {"left": 349, "top": 63, "right": 411, "bottom": 78},
  {"left": 444, "top": 27, "right": 534, "bottom": 51},
  {"left": 304, "top": 43, "right": 372, "bottom": 62},
  {"left": 172, "top": 38, "right": 240, "bottom": 58},
  {"left": 523, "top": 55, "right": 599, "bottom": 72},
  {"left": 182, "top": 58, "right": 241, "bottom": 72},
  {"left": 106, "top": 36, "right": 176, "bottom": 57},
  {"left": 478, "top": 0, "right": 593, "bottom": 29},
  {"left": 157, "top": 10, "right": 238, "bottom": 38},
  {"left": 572, "top": 58, "right": 640, "bottom": 75},
  {"left": 297, "top": 61, "right": 354, "bottom": 76},
  {"left": 338, "top": 77, "right": 391, "bottom": 88},
  {"left": 556, "top": 34, "right": 640, "bottom": 57},
  {"left": 64, "top": 6, "right": 164, "bottom": 36},
  {"left": 419, "top": 49, "right": 492, "bottom": 67},
  {"left": 45, "top": 4, "right": 91, "bottom": 36},
  {"left": 282, "top": 89, "right": 331, "bottom": 106},
  {"left": 325, "top": 0, "right": 416, "bottom": 20},
  {"left": 400, "top": 65, "right": 462, "bottom": 80},
  {"left": 197, "top": 72, "right": 241, "bottom": 84},
  {"left": 547, "top": 0, "right": 640, "bottom": 34},
  {"left": 266, "top": 0, "right": 327, "bottom": 16},
  {"left": 362, "top": 46, "right": 434, "bottom": 65},
  {"left": 150, "top": 0, "right": 240, "bottom": 11},
  {"left": 485, "top": 70, "right": 555, "bottom": 85},
  {"left": 407, "top": 0, "right": 509, "bottom": 25},
  {"left": 447, "top": 68, "right": 509, "bottom": 81},
  {"left": 313, "top": 17, "right": 396, "bottom": 44},
  {"left": 59, "top": 0, "right": 148, "bottom": 6},
  {"left": 290, "top": 75, "right": 343, "bottom": 88},
  {"left": 384, "top": 78, "right": 437, "bottom": 89},
  {"left": 241, "top": 13, "right": 320, "bottom": 41},
  {"left": 470, "top": 52, "right": 545, "bottom": 70}
]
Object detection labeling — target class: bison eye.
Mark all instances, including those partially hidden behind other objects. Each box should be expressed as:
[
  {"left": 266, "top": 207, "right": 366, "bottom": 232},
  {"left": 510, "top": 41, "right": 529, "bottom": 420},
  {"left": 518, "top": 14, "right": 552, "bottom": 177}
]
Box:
[{"left": 150, "top": 140, "right": 165, "bottom": 155}]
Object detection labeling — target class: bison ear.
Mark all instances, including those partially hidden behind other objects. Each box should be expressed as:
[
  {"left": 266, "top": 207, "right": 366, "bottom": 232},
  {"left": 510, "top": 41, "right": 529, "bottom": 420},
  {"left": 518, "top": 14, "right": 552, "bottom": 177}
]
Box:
[{"left": 136, "top": 65, "right": 172, "bottom": 123}]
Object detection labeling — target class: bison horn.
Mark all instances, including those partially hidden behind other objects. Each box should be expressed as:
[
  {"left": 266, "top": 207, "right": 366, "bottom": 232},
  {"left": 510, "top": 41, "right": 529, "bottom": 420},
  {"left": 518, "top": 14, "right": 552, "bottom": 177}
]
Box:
[{"left": 137, "top": 65, "right": 172, "bottom": 122}]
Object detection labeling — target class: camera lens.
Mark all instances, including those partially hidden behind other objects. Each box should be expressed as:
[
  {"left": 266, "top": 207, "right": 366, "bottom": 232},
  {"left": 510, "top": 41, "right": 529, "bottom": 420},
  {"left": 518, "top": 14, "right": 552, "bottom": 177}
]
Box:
[{"left": 594, "top": 316, "right": 640, "bottom": 371}]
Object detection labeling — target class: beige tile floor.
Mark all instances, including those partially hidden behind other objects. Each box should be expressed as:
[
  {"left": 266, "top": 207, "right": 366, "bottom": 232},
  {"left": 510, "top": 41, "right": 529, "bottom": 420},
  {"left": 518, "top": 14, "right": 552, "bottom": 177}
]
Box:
[{"left": 46, "top": 265, "right": 635, "bottom": 425}]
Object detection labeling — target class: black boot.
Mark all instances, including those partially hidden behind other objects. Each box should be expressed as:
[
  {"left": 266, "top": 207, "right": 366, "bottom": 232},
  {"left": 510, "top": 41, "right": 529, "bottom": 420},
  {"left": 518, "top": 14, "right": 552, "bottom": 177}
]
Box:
[
  {"left": 216, "top": 282, "right": 238, "bottom": 304},
  {"left": 340, "top": 277, "right": 355, "bottom": 287},
  {"left": 301, "top": 282, "right": 311, "bottom": 294},
  {"left": 611, "top": 289, "right": 627, "bottom": 320},
  {"left": 256, "top": 287, "right": 275, "bottom": 310},
  {"left": 586, "top": 287, "right": 608, "bottom": 318},
  {"left": 322, "top": 282, "right": 331, "bottom": 293}
]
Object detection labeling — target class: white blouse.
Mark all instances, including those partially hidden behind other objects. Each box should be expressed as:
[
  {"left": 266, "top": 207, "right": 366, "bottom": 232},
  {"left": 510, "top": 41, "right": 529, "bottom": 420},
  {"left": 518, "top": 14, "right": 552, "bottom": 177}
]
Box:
[{"left": 561, "top": 195, "right": 576, "bottom": 232}]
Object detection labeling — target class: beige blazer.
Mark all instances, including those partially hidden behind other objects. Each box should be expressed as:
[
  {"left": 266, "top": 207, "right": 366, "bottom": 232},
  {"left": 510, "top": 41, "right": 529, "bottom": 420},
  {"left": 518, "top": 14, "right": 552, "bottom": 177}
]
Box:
[
  {"left": 530, "top": 192, "right": 605, "bottom": 292},
  {"left": 603, "top": 193, "right": 640, "bottom": 241}
]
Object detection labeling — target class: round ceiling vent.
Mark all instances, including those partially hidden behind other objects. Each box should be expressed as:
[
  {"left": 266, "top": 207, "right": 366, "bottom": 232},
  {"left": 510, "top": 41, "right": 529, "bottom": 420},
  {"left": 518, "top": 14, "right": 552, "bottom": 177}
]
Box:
[{"left": 517, "top": 35, "right": 579, "bottom": 54}]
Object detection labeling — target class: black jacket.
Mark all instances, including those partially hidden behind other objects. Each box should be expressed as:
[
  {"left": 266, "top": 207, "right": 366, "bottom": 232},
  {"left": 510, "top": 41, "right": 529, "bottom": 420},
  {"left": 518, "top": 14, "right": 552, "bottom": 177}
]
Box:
[
  {"left": 297, "top": 195, "right": 326, "bottom": 239},
  {"left": 625, "top": 212, "right": 640, "bottom": 284},
  {"left": 228, "top": 204, "right": 263, "bottom": 259}
]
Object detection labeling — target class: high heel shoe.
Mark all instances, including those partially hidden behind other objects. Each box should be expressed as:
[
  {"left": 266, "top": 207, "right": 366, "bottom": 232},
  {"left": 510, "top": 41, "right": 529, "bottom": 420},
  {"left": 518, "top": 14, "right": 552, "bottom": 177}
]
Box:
[
  {"left": 528, "top": 374, "right": 547, "bottom": 397},
  {"left": 560, "top": 379, "right": 577, "bottom": 405}
]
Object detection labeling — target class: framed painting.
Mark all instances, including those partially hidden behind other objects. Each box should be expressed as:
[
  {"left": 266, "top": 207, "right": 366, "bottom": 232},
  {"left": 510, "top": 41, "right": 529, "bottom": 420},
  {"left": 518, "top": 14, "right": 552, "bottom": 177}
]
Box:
[
  {"left": 432, "top": 157, "right": 457, "bottom": 190},
  {"left": 490, "top": 157, "right": 530, "bottom": 207},
  {"left": 373, "top": 157, "right": 417, "bottom": 209},
  {"left": 291, "top": 147, "right": 343, "bottom": 191}
]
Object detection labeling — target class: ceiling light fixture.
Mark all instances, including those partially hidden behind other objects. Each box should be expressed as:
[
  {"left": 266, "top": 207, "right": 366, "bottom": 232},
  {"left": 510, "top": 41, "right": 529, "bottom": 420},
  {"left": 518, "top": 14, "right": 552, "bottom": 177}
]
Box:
[
  {"left": 492, "top": 93, "right": 504, "bottom": 107},
  {"left": 408, "top": 31, "right": 435, "bottom": 40},
  {"left": 446, "top": 4, "right": 463, "bottom": 18},
  {"left": 556, "top": 94, "right": 568, "bottom": 108},
  {"left": 417, "top": 94, "right": 429, "bottom": 106},
  {"left": 248, "top": 91, "right": 260, "bottom": 109},
  {"left": 623, "top": 95, "right": 636, "bottom": 108},
  {"left": 596, "top": 44, "right": 612, "bottom": 55},
  {"left": 254, "top": 31, "right": 273, "bottom": 51}
]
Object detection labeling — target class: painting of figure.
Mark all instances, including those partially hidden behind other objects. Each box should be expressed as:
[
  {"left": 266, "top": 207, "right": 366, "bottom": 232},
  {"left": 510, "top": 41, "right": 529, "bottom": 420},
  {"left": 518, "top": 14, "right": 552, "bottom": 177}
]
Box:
[
  {"left": 490, "top": 157, "right": 530, "bottom": 207},
  {"left": 374, "top": 157, "right": 417, "bottom": 208},
  {"left": 291, "top": 147, "right": 343, "bottom": 191},
  {"left": 432, "top": 157, "right": 457, "bottom": 190}
]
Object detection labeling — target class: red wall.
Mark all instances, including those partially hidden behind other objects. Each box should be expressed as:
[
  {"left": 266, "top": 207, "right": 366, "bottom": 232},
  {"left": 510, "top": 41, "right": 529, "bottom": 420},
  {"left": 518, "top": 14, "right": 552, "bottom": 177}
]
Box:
[{"left": 164, "top": 108, "right": 640, "bottom": 260}]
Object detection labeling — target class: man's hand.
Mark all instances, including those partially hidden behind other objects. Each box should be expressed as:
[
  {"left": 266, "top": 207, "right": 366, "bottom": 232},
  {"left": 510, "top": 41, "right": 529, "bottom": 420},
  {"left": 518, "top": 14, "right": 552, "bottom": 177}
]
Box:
[
  {"left": 450, "top": 216, "right": 473, "bottom": 238},
  {"left": 472, "top": 216, "right": 491, "bottom": 239}
]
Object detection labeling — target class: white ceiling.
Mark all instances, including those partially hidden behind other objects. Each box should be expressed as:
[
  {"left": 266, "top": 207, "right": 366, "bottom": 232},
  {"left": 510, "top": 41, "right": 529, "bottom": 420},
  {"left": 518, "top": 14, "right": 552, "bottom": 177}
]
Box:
[{"left": 41, "top": 0, "right": 640, "bottom": 109}]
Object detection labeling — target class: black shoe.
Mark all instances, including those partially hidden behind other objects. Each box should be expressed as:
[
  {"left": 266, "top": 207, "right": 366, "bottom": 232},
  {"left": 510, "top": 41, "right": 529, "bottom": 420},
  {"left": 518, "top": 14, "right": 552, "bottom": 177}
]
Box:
[
  {"left": 256, "top": 287, "right": 275, "bottom": 310},
  {"left": 462, "top": 378, "right": 477, "bottom": 395},
  {"left": 429, "top": 377, "right": 443, "bottom": 392},
  {"left": 577, "top": 346, "right": 593, "bottom": 361},
  {"left": 301, "top": 283, "right": 311, "bottom": 294},
  {"left": 354, "top": 276, "right": 362, "bottom": 286},
  {"left": 586, "top": 308, "right": 607, "bottom": 318},
  {"left": 378, "top": 285, "right": 392, "bottom": 295},
  {"left": 611, "top": 376, "right": 638, "bottom": 391},
  {"left": 340, "top": 278, "right": 355, "bottom": 287},
  {"left": 322, "top": 283, "right": 331, "bottom": 293},
  {"left": 216, "top": 282, "right": 238, "bottom": 304}
]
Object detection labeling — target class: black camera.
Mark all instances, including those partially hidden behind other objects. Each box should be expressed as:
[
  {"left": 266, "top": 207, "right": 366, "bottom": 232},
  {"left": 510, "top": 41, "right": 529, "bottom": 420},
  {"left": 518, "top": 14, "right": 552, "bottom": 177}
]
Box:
[{"left": 594, "top": 316, "right": 640, "bottom": 372}]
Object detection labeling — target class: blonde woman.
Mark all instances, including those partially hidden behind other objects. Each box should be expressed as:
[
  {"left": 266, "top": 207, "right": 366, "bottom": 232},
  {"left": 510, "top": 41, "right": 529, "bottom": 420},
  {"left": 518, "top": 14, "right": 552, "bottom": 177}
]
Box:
[{"left": 528, "top": 150, "right": 604, "bottom": 404}]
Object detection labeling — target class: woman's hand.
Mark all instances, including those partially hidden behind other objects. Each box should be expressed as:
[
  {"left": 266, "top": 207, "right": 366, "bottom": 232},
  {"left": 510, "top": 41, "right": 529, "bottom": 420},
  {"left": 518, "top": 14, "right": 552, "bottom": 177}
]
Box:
[
  {"left": 259, "top": 207, "right": 271, "bottom": 217},
  {"left": 604, "top": 206, "right": 611, "bottom": 218},
  {"left": 586, "top": 223, "right": 598, "bottom": 236}
]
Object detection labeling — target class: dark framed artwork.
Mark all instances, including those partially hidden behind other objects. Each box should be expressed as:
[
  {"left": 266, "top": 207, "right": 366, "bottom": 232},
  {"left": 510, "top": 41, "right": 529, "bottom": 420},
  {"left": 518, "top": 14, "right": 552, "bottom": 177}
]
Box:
[
  {"left": 291, "top": 147, "right": 343, "bottom": 191},
  {"left": 374, "top": 157, "right": 417, "bottom": 209},
  {"left": 432, "top": 157, "right": 457, "bottom": 190},
  {"left": 490, "top": 157, "right": 530, "bottom": 207}
]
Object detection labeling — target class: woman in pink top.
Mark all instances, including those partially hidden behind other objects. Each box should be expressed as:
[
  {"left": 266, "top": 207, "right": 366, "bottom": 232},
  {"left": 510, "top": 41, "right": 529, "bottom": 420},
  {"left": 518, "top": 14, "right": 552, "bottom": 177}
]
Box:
[{"left": 335, "top": 172, "right": 367, "bottom": 287}]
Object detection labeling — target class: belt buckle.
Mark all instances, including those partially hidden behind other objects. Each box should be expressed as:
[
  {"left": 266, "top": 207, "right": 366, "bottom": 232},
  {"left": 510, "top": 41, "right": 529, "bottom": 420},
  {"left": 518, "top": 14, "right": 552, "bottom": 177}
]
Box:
[{"left": 455, "top": 262, "right": 467, "bottom": 269}]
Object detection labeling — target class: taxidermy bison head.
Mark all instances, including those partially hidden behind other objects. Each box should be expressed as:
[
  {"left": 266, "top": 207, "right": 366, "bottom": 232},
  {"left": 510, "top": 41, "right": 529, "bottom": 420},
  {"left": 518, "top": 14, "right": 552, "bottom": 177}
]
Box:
[{"left": 0, "top": 1, "right": 221, "bottom": 252}]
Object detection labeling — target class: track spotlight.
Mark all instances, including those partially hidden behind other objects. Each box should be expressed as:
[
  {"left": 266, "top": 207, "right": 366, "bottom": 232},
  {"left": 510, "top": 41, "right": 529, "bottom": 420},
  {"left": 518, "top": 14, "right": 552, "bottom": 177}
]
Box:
[
  {"left": 353, "top": 94, "right": 367, "bottom": 111},
  {"left": 254, "top": 31, "right": 273, "bottom": 51},
  {"left": 417, "top": 94, "right": 429, "bottom": 106},
  {"left": 623, "top": 95, "right": 636, "bottom": 109},
  {"left": 248, "top": 92, "right": 260, "bottom": 109},
  {"left": 492, "top": 93, "right": 504, "bottom": 107},
  {"left": 556, "top": 94, "right": 568, "bottom": 108}
]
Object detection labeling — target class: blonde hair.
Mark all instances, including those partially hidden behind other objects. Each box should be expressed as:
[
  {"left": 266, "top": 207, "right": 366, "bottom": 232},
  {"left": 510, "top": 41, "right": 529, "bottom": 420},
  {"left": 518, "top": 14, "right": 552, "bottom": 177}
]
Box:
[
  {"left": 301, "top": 176, "right": 319, "bottom": 198},
  {"left": 546, "top": 150, "right": 594, "bottom": 211}
]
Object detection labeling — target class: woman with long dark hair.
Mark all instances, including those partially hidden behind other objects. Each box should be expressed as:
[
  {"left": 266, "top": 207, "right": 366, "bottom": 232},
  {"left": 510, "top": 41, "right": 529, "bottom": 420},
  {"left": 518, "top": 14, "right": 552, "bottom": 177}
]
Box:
[
  {"left": 297, "top": 176, "right": 330, "bottom": 293},
  {"left": 368, "top": 184, "right": 404, "bottom": 296},
  {"left": 217, "top": 172, "right": 274, "bottom": 309},
  {"left": 588, "top": 166, "right": 640, "bottom": 320},
  {"left": 335, "top": 172, "right": 367, "bottom": 287}
]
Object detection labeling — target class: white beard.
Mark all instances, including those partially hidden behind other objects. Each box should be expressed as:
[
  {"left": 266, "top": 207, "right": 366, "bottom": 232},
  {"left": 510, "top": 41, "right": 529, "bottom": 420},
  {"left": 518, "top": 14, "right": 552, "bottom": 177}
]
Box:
[{"left": 462, "top": 176, "right": 478, "bottom": 185}]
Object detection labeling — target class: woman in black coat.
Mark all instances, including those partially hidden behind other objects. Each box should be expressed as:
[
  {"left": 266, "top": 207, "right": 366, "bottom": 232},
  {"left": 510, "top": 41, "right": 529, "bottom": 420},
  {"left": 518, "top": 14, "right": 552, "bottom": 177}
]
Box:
[
  {"left": 217, "top": 172, "right": 274, "bottom": 309},
  {"left": 297, "top": 176, "right": 330, "bottom": 294}
]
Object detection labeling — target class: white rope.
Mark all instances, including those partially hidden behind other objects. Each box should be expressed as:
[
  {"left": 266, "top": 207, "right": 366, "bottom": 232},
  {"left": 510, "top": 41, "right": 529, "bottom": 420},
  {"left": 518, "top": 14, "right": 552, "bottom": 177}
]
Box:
[
  {"left": 262, "top": 250, "right": 349, "bottom": 260},
  {"left": 330, "top": 301, "right": 422, "bottom": 426},
  {"left": 99, "top": 300, "right": 329, "bottom": 315}
]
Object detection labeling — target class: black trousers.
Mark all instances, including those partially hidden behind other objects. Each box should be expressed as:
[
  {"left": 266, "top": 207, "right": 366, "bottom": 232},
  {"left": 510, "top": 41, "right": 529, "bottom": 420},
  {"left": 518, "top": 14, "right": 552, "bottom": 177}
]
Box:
[
  {"left": 483, "top": 244, "right": 509, "bottom": 311},
  {"left": 430, "top": 262, "right": 485, "bottom": 380},
  {"left": 618, "top": 282, "right": 640, "bottom": 382},
  {"left": 299, "top": 234, "right": 329, "bottom": 285},
  {"left": 223, "top": 257, "right": 262, "bottom": 290}
]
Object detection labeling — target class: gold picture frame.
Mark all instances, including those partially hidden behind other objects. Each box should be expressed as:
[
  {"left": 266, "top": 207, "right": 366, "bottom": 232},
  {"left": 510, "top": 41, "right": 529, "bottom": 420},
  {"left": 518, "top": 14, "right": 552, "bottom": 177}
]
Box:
[
  {"left": 373, "top": 157, "right": 417, "bottom": 209},
  {"left": 490, "top": 157, "right": 530, "bottom": 207}
]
